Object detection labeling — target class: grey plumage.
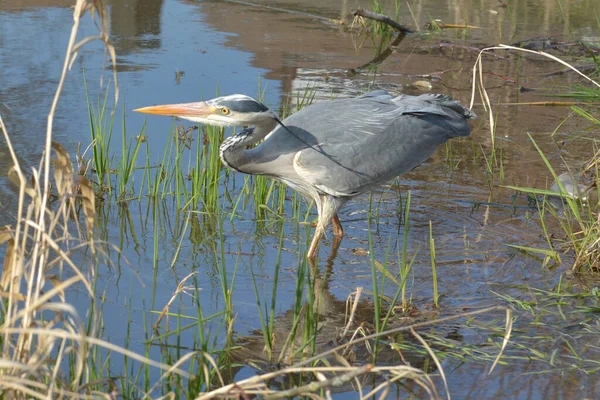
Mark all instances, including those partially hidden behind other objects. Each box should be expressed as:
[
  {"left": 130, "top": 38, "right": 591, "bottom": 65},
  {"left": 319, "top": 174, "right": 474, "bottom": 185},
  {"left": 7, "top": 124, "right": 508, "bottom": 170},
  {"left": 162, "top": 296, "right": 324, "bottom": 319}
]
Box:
[
  {"left": 239, "top": 92, "right": 473, "bottom": 197},
  {"left": 135, "top": 90, "right": 475, "bottom": 260}
]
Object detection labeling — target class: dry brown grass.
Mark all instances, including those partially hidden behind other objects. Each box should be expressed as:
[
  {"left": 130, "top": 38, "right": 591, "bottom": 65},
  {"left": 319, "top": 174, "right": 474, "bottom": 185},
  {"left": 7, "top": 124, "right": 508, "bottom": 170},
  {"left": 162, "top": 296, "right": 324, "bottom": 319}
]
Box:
[{"left": 0, "top": 1, "right": 190, "bottom": 398}]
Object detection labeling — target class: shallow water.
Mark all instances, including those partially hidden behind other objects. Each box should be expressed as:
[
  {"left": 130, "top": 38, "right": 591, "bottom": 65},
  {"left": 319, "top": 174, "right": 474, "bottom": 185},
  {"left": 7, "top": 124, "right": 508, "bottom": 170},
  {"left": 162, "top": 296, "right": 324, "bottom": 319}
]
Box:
[{"left": 1, "top": 0, "right": 600, "bottom": 398}]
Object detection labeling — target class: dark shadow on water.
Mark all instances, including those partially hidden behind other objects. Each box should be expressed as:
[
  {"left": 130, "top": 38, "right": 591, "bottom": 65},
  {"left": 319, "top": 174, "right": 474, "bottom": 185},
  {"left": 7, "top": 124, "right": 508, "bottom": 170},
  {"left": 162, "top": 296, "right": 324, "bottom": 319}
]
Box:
[{"left": 217, "top": 265, "right": 462, "bottom": 395}]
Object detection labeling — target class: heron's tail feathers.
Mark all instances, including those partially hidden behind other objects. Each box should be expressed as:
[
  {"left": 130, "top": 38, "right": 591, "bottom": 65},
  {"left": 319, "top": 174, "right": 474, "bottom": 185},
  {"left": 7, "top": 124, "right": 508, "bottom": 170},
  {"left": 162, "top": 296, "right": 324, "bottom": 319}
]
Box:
[
  {"left": 415, "top": 93, "right": 477, "bottom": 121},
  {"left": 390, "top": 93, "right": 476, "bottom": 122}
]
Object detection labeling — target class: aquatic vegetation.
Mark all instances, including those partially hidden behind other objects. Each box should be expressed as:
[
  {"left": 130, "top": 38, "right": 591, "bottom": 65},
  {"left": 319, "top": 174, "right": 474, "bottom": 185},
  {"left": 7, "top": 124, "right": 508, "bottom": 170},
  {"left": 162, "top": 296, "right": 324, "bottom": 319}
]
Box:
[
  {"left": 472, "top": 44, "right": 600, "bottom": 274},
  {"left": 4, "top": 0, "right": 600, "bottom": 398},
  {"left": 82, "top": 81, "right": 326, "bottom": 229}
]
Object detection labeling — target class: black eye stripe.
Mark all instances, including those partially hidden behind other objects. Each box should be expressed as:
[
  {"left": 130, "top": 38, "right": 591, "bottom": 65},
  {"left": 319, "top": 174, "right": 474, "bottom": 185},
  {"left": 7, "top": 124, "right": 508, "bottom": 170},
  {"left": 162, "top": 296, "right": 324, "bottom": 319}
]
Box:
[{"left": 218, "top": 100, "right": 268, "bottom": 113}]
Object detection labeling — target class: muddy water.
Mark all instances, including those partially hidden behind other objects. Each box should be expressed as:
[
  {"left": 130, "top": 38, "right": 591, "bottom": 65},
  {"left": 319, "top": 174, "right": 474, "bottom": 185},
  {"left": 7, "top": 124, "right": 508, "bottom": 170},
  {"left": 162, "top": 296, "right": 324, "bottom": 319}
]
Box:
[{"left": 1, "top": 0, "right": 600, "bottom": 398}]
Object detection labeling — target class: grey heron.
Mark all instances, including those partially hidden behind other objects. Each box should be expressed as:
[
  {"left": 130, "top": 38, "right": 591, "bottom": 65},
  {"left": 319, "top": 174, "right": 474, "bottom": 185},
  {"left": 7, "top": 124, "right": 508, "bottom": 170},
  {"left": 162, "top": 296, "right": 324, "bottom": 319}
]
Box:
[{"left": 135, "top": 90, "right": 475, "bottom": 260}]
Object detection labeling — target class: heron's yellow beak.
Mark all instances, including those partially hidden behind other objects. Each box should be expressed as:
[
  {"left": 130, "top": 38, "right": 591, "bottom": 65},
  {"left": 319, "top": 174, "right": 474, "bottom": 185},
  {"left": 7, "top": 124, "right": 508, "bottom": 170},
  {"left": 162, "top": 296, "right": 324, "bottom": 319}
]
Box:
[{"left": 134, "top": 102, "right": 218, "bottom": 118}]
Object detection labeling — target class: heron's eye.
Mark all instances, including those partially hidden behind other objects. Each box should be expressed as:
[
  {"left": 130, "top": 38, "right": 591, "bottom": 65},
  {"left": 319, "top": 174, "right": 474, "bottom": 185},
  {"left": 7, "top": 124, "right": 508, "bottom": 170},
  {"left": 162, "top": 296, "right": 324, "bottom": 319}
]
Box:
[{"left": 221, "top": 107, "right": 230, "bottom": 115}]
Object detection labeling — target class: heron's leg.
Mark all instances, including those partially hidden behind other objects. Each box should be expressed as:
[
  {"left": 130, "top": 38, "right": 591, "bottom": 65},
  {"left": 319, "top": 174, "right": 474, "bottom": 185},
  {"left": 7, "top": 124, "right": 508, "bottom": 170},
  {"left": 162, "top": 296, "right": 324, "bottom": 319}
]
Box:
[
  {"left": 327, "top": 233, "right": 343, "bottom": 262},
  {"left": 308, "top": 223, "right": 343, "bottom": 264},
  {"left": 307, "top": 196, "right": 348, "bottom": 261},
  {"left": 307, "top": 226, "right": 325, "bottom": 260},
  {"left": 308, "top": 196, "right": 326, "bottom": 261},
  {"left": 332, "top": 214, "right": 344, "bottom": 237}
]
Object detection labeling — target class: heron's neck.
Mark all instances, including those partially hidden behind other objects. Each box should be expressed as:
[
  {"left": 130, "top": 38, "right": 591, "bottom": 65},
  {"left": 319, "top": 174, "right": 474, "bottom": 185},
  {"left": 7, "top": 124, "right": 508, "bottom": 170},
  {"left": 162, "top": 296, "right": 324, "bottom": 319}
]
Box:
[{"left": 219, "top": 119, "right": 277, "bottom": 173}]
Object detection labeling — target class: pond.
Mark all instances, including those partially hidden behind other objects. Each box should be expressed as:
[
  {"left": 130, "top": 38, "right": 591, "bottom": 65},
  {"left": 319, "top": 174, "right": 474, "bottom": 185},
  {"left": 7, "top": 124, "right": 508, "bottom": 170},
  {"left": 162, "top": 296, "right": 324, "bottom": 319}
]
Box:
[{"left": 1, "top": 0, "right": 600, "bottom": 398}]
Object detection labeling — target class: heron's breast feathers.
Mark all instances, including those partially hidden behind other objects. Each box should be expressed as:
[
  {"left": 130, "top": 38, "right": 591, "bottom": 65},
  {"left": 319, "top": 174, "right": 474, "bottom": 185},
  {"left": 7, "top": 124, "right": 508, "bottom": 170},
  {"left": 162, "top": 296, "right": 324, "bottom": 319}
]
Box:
[{"left": 292, "top": 149, "right": 359, "bottom": 198}]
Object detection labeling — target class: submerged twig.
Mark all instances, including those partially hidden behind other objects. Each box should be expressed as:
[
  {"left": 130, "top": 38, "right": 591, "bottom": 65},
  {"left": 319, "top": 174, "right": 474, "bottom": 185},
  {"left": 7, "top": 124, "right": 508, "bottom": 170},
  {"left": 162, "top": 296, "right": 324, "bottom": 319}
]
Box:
[{"left": 426, "top": 22, "right": 481, "bottom": 30}]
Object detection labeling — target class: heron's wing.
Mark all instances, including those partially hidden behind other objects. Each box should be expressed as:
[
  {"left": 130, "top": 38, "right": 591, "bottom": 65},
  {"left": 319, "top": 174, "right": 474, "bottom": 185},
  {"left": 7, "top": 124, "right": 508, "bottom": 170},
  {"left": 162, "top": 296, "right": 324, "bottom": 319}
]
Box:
[
  {"left": 392, "top": 93, "right": 476, "bottom": 121},
  {"left": 358, "top": 90, "right": 394, "bottom": 100},
  {"left": 291, "top": 94, "right": 474, "bottom": 197}
]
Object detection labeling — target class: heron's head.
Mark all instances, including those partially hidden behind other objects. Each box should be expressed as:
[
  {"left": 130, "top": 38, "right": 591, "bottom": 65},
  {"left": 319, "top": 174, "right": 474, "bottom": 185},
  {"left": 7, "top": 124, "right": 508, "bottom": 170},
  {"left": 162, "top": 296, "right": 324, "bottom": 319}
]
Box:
[{"left": 134, "top": 94, "right": 278, "bottom": 127}]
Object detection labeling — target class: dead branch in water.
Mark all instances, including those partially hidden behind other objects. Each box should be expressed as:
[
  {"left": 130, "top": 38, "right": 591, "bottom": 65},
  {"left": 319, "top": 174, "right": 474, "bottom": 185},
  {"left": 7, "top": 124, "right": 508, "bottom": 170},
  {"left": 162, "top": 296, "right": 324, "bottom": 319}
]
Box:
[{"left": 352, "top": 8, "right": 414, "bottom": 34}]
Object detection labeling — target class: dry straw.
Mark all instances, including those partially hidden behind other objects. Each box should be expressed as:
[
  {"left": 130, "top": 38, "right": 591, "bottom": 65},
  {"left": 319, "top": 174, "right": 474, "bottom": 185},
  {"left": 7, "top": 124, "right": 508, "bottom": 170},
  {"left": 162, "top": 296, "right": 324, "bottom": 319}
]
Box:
[{"left": 0, "top": 1, "right": 190, "bottom": 398}]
